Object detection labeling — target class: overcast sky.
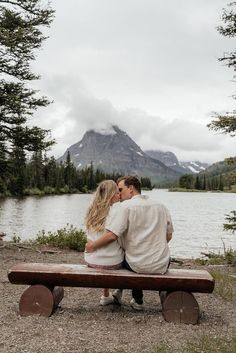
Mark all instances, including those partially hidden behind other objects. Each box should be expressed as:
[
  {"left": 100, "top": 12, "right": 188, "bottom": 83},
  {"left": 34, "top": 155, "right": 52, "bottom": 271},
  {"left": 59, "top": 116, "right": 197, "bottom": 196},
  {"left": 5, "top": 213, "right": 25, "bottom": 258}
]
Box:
[{"left": 32, "top": 0, "right": 235, "bottom": 164}]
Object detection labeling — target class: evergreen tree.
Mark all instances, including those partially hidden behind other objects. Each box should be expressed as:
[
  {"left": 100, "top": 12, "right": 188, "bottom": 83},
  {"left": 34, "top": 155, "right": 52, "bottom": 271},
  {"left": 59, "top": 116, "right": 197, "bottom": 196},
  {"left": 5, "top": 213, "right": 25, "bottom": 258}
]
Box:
[
  {"left": 0, "top": 0, "right": 55, "bottom": 194},
  {"left": 195, "top": 175, "right": 200, "bottom": 190},
  {"left": 64, "top": 151, "right": 73, "bottom": 189},
  {"left": 179, "top": 174, "right": 194, "bottom": 189},
  {"left": 208, "top": 2, "right": 236, "bottom": 232},
  {"left": 219, "top": 175, "right": 224, "bottom": 191},
  {"left": 44, "top": 156, "right": 57, "bottom": 188}
]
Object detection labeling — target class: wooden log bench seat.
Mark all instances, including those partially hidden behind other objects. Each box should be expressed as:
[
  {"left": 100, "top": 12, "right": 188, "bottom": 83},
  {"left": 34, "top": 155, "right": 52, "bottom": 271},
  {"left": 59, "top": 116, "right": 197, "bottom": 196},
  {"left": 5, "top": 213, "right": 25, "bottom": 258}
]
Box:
[{"left": 8, "top": 263, "right": 215, "bottom": 324}]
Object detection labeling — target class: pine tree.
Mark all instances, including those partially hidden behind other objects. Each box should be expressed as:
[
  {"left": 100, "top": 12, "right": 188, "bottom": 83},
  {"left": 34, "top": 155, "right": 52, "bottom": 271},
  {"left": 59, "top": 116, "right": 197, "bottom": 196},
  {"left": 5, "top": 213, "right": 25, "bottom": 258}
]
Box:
[
  {"left": 208, "top": 2, "right": 236, "bottom": 232},
  {"left": 0, "top": 0, "right": 55, "bottom": 194},
  {"left": 195, "top": 175, "right": 200, "bottom": 190}
]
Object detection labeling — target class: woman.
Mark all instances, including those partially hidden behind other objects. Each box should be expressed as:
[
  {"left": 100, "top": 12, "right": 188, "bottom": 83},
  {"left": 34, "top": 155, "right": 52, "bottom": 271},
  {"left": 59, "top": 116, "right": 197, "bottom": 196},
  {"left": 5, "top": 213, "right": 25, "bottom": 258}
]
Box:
[{"left": 84, "top": 180, "right": 124, "bottom": 305}]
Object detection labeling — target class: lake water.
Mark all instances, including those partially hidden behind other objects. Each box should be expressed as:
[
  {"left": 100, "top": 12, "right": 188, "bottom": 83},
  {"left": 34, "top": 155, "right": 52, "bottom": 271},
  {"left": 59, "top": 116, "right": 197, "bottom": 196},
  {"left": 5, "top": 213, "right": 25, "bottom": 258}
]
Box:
[{"left": 0, "top": 189, "right": 236, "bottom": 259}]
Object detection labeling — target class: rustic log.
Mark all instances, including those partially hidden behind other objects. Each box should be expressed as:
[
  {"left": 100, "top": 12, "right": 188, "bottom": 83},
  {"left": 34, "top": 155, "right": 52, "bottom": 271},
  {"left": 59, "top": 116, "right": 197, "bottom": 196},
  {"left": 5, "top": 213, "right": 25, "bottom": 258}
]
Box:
[
  {"left": 161, "top": 291, "right": 200, "bottom": 324},
  {"left": 8, "top": 263, "right": 215, "bottom": 293},
  {"left": 19, "top": 285, "right": 64, "bottom": 317}
]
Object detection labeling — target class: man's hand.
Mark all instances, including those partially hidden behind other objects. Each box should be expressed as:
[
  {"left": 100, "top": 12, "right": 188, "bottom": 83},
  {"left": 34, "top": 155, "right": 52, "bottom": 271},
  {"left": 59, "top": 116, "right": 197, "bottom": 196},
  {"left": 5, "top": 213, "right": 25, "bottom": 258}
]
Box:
[
  {"left": 85, "top": 240, "right": 95, "bottom": 253},
  {"left": 166, "top": 232, "right": 172, "bottom": 243},
  {"left": 85, "top": 231, "right": 118, "bottom": 253}
]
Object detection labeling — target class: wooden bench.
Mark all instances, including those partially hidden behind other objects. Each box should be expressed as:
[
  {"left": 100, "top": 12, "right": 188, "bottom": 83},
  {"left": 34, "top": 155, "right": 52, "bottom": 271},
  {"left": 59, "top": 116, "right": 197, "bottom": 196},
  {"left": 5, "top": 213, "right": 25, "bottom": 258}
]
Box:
[{"left": 8, "top": 263, "right": 215, "bottom": 324}]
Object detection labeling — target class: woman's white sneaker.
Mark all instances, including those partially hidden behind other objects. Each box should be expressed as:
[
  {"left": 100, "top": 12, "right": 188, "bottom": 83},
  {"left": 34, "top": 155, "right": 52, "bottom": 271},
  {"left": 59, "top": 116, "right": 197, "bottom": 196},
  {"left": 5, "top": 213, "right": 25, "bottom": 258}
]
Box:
[{"left": 99, "top": 295, "right": 114, "bottom": 306}]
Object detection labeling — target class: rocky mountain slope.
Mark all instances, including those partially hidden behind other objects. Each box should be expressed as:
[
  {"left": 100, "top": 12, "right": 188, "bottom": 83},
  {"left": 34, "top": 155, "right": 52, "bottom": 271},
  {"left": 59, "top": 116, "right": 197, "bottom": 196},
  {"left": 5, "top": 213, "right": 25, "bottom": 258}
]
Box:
[
  {"left": 58, "top": 126, "right": 180, "bottom": 184},
  {"left": 145, "top": 150, "right": 209, "bottom": 174}
]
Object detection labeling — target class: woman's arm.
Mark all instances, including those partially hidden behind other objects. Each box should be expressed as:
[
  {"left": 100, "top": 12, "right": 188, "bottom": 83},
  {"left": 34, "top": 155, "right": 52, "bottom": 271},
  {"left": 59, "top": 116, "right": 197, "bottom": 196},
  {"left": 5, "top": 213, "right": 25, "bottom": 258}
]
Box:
[{"left": 85, "top": 231, "right": 117, "bottom": 252}]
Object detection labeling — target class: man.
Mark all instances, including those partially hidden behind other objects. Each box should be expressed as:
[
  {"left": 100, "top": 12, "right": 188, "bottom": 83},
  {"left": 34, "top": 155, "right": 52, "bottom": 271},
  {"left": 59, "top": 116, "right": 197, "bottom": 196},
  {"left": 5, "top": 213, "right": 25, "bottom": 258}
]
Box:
[{"left": 85, "top": 176, "right": 173, "bottom": 310}]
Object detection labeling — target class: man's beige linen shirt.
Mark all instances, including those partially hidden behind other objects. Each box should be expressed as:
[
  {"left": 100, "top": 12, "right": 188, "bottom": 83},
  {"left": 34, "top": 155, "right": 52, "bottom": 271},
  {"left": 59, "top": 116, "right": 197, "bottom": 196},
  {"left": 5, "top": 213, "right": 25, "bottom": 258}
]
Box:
[{"left": 106, "top": 195, "right": 173, "bottom": 274}]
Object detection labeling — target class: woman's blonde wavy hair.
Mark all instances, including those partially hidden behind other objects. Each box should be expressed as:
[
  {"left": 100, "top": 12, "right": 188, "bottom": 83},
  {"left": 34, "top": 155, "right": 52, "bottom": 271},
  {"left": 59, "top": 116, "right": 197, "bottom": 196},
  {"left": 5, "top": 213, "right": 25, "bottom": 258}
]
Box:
[{"left": 85, "top": 180, "right": 118, "bottom": 232}]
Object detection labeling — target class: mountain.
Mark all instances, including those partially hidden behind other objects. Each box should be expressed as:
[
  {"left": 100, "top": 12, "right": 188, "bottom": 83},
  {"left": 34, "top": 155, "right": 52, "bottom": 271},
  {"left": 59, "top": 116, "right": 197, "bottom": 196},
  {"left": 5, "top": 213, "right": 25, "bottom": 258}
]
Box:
[
  {"left": 145, "top": 150, "right": 185, "bottom": 173},
  {"left": 145, "top": 150, "right": 209, "bottom": 174},
  {"left": 201, "top": 160, "right": 236, "bottom": 177},
  {"left": 58, "top": 126, "right": 181, "bottom": 184},
  {"left": 180, "top": 161, "right": 209, "bottom": 174}
]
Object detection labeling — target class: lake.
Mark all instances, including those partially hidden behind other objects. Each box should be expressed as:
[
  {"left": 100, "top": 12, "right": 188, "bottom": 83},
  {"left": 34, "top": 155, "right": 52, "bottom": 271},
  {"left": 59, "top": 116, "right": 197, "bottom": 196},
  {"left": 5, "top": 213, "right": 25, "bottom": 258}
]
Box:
[{"left": 0, "top": 189, "right": 236, "bottom": 259}]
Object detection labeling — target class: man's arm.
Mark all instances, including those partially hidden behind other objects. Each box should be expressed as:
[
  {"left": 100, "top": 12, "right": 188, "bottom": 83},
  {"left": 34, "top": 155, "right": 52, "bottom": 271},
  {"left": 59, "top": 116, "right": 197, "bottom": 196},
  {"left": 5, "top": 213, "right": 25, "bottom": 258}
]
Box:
[{"left": 85, "top": 231, "right": 117, "bottom": 252}]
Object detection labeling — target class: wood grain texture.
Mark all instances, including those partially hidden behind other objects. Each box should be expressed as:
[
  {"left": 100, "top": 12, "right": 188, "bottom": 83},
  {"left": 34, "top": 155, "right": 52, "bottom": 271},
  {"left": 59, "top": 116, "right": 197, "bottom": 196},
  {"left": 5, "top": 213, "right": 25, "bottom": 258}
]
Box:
[{"left": 8, "top": 263, "right": 215, "bottom": 293}]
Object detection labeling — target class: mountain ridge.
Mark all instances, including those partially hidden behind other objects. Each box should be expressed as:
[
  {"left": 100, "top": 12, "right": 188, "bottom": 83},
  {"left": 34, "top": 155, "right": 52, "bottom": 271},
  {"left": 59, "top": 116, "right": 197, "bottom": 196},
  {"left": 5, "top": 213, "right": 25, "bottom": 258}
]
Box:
[
  {"left": 145, "top": 150, "right": 209, "bottom": 174},
  {"left": 58, "top": 125, "right": 180, "bottom": 184}
]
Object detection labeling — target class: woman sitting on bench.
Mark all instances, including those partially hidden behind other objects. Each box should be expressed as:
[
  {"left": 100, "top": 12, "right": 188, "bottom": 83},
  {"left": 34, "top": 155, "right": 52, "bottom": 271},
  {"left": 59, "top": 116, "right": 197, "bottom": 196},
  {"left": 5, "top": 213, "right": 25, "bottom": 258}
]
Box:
[{"left": 84, "top": 180, "right": 124, "bottom": 305}]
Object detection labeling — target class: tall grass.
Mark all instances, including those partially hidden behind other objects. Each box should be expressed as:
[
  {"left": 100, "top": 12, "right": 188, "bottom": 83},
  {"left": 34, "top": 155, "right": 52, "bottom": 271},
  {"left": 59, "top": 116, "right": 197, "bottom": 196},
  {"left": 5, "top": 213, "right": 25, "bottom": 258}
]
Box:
[{"left": 211, "top": 270, "right": 236, "bottom": 301}]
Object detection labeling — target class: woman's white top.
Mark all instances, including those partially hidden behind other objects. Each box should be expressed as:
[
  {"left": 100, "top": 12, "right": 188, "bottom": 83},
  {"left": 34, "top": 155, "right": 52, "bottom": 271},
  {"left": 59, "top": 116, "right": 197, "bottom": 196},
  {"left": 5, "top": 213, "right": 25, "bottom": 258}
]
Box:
[{"left": 84, "top": 203, "right": 124, "bottom": 266}]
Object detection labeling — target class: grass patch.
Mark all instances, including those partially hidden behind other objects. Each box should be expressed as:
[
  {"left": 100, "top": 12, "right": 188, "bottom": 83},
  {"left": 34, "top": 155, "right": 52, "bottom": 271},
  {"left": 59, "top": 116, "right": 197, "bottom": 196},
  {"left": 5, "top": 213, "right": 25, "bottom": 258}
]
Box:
[
  {"left": 183, "top": 335, "right": 236, "bottom": 353},
  {"left": 168, "top": 187, "right": 204, "bottom": 192},
  {"left": 33, "top": 224, "right": 87, "bottom": 251},
  {"left": 194, "top": 248, "right": 236, "bottom": 266},
  {"left": 210, "top": 270, "right": 236, "bottom": 301}
]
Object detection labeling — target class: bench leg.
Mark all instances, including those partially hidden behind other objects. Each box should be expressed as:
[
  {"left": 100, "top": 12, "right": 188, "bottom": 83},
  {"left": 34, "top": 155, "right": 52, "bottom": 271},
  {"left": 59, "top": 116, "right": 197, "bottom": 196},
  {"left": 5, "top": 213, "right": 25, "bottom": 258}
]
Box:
[
  {"left": 160, "top": 290, "right": 200, "bottom": 325},
  {"left": 19, "top": 285, "right": 64, "bottom": 317}
]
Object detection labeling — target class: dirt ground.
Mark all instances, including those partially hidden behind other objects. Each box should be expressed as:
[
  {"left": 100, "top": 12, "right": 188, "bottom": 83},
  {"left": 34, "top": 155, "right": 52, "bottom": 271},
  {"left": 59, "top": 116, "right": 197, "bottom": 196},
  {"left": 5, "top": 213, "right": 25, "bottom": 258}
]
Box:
[{"left": 0, "top": 245, "right": 236, "bottom": 353}]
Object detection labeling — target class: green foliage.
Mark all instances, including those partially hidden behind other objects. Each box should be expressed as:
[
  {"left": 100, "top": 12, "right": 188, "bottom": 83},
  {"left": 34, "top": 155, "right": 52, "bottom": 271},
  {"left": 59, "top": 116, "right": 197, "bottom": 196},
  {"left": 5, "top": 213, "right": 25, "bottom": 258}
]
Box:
[
  {"left": 140, "top": 177, "right": 153, "bottom": 190},
  {"left": 11, "top": 234, "right": 21, "bottom": 243},
  {"left": 207, "top": 2, "right": 236, "bottom": 233},
  {"left": 224, "top": 210, "right": 236, "bottom": 233},
  {"left": 0, "top": 0, "right": 55, "bottom": 194},
  {"left": 179, "top": 174, "right": 195, "bottom": 189},
  {"left": 43, "top": 186, "right": 56, "bottom": 194},
  {"left": 208, "top": 114, "right": 236, "bottom": 136},
  {"left": 169, "top": 187, "right": 203, "bottom": 192},
  {"left": 34, "top": 224, "right": 87, "bottom": 251},
  {"left": 23, "top": 187, "right": 43, "bottom": 196},
  {"left": 211, "top": 270, "right": 236, "bottom": 301},
  {"left": 195, "top": 248, "right": 236, "bottom": 266},
  {"left": 176, "top": 159, "right": 236, "bottom": 192}
]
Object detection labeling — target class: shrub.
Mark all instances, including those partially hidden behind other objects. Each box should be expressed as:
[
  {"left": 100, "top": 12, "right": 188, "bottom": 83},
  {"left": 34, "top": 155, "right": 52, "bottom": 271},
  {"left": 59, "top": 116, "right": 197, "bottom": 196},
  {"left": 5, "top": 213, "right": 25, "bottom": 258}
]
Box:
[
  {"left": 34, "top": 224, "right": 87, "bottom": 251},
  {"left": 43, "top": 186, "right": 56, "bottom": 194},
  {"left": 23, "top": 188, "right": 44, "bottom": 196}
]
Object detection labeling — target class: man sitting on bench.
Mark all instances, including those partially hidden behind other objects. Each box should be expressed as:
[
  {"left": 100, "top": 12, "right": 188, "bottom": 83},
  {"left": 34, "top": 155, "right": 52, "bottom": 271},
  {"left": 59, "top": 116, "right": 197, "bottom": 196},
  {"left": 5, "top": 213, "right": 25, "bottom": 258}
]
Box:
[{"left": 85, "top": 175, "right": 173, "bottom": 311}]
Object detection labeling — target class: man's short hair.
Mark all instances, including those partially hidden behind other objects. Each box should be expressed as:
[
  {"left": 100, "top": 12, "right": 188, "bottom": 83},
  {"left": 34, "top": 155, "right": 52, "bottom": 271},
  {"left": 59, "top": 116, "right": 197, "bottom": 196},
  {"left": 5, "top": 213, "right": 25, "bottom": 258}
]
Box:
[{"left": 116, "top": 175, "right": 141, "bottom": 193}]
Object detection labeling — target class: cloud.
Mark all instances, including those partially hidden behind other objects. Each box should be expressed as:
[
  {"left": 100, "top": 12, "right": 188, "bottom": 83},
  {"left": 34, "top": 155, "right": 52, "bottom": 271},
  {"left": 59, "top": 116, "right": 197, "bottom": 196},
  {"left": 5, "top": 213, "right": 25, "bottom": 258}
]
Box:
[
  {"left": 33, "top": 73, "right": 235, "bottom": 164},
  {"left": 29, "top": 1, "right": 236, "bottom": 165}
]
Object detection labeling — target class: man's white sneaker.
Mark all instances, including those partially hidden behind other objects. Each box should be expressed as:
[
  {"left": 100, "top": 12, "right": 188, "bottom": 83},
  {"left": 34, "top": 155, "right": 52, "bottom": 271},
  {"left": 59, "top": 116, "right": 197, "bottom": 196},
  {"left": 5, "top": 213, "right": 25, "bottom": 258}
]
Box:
[
  {"left": 99, "top": 295, "right": 114, "bottom": 306},
  {"left": 130, "top": 298, "right": 144, "bottom": 311},
  {"left": 112, "top": 289, "right": 123, "bottom": 305}
]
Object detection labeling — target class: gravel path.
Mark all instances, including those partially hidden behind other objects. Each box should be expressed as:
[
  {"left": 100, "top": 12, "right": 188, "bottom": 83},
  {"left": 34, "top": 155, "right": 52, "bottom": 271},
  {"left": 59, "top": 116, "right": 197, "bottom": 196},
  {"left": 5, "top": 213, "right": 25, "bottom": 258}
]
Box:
[{"left": 1, "top": 246, "right": 236, "bottom": 353}]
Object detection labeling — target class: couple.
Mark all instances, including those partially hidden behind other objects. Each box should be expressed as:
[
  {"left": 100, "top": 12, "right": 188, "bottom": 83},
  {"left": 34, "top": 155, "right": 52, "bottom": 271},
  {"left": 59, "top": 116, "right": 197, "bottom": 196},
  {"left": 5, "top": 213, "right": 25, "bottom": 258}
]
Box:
[{"left": 84, "top": 176, "right": 173, "bottom": 310}]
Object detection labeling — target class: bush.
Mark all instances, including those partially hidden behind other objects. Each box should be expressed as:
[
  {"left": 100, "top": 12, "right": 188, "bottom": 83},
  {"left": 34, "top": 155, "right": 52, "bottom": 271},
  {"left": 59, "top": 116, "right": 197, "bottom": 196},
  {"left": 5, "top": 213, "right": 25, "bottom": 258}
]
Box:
[
  {"left": 43, "top": 186, "right": 56, "bottom": 194},
  {"left": 34, "top": 224, "right": 87, "bottom": 251},
  {"left": 58, "top": 185, "right": 70, "bottom": 194},
  {"left": 23, "top": 187, "right": 44, "bottom": 196}
]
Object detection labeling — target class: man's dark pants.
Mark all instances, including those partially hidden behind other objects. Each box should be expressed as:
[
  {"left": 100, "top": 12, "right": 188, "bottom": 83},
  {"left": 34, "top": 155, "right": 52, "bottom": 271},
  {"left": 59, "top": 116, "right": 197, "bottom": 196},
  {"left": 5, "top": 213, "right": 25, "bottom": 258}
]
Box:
[
  {"left": 123, "top": 259, "right": 143, "bottom": 304},
  {"left": 122, "top": 258, "right": 171, "bottom": 305}
]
